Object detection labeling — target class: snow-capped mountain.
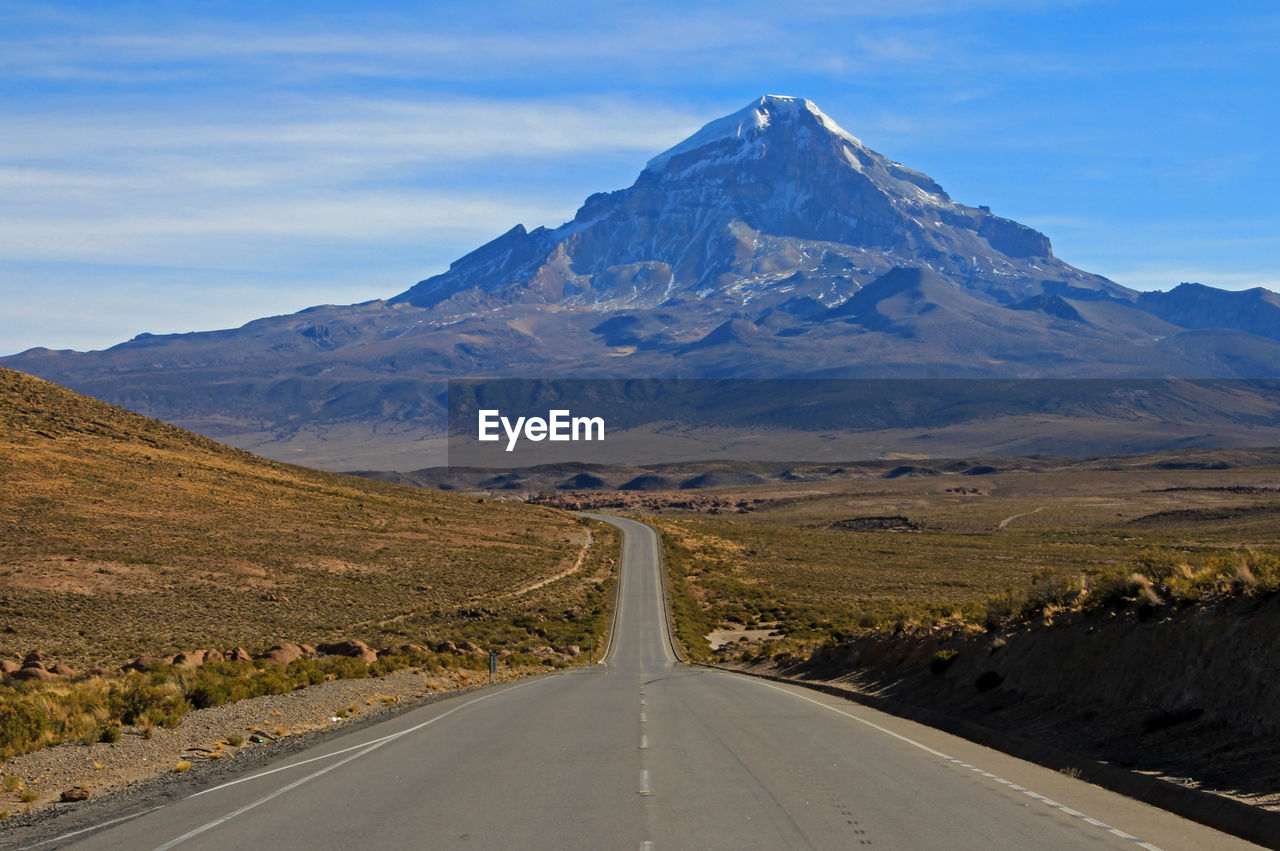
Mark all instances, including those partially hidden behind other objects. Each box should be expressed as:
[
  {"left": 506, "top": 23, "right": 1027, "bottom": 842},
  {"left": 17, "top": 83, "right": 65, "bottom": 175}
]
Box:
[
  {"left": 6, "top": 95, "right": 1280, "bottom": 469},
  {"left": 393, "top": 95, "right": 1121, "bottom": 313}
]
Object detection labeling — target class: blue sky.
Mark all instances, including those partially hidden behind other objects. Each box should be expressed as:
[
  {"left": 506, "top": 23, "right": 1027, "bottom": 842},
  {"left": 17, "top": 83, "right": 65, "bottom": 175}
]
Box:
[{"left": 2, "top": 0, "right": 1277, "bottom": 354}]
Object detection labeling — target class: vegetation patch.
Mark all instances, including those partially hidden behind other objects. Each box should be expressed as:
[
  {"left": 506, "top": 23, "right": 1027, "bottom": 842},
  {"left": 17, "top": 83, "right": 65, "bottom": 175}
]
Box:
[
  {"left": 0, "top": 368, "right": 622, "bottom": 761},
  {"left": 647, "top": 456, "right": 1280, "bottom": 662}
]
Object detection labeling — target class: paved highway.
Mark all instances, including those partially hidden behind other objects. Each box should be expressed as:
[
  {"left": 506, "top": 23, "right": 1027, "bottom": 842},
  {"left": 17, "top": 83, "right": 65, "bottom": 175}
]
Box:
[{"left": 52, "top": 515, "right": 1253, "bottom": 849}]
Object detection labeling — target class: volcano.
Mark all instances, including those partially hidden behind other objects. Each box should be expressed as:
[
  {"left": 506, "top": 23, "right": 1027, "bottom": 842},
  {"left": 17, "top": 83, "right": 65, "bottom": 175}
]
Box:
[{"left": 6, "top": 95, "right": 1280, "bottom": 469}]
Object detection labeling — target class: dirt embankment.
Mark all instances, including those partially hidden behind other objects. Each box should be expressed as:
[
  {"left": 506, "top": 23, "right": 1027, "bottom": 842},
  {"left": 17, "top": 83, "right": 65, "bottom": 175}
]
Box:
[{"left": 748, "top": 595, "right": 1280, "bottom": 809}]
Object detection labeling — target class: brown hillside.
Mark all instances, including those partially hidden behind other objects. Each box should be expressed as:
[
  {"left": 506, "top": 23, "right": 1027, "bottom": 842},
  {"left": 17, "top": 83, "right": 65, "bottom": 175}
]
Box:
[{"left": 0, "top": 367, "right": 595, "bottom": 669}]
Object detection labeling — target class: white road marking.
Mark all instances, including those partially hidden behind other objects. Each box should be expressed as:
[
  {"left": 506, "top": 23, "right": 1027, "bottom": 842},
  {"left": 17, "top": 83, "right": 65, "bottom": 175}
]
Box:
[
  {"left": 189, "top": 735, "right": 400, "bottom": 797},
  {"left": 639, "top": 769, "right": 652, "bottom": 795},
  {"left": 151, "top": 679, "right": 537, "bottom": 849},
  {"left": 752, "top": 680, "right": 1162, "bottom": 851},
  {"left": 189, "top": 680, "right": 542, "bottom": 799},
  {"left": 640, "top": 711, "right": 647, "bottom": 723},
  {"left": 640, "top": 735, "right": 648, "bottom": 749},
  {"left": 26, "top": 805, "right": 167, "bottom": 848}
]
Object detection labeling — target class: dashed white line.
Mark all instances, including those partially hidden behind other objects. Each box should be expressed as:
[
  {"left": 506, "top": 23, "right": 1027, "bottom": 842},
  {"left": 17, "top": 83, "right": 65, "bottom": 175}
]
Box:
[
  {"left": 639, "top": 769, "right": 652, "bottom": 796},
  {"left": 752, "top": 680, "right": 1162, "bottom": 851},
  {"left": 640, "top": 734, "right": 649, "bottom": 749}
]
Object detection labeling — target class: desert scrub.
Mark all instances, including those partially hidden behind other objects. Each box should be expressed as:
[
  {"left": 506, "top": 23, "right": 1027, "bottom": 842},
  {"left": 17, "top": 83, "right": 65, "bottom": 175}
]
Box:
[
  {"left": 0, "top": 514, "right": 620, "bottom": 762},
  {"left": 0, "top": 626, "right": 618, "bottom": 763},
  {"left": 0, "top": 368, "right": 607, "bottom": 672},
  {"left": 652, "top": 487, "right": 1280, "bottom": 652},
  {"left": 656, "top": 531, "right": 721, "bottom": 661},
  {"left": 979, "top": 549, "right": 1280, "bottom": 631},
  {"left": 930, "top": 649, "right": 959, "bottom": 675},
  {"left": 652, "top": 515, "right": 1032, "bottom": 655},
  {"left": 0, "top": 648, "right": 513, "bottom": 761}
]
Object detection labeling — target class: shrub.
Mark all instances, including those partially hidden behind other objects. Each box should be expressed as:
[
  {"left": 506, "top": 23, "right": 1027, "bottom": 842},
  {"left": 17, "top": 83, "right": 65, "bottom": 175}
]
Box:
[
  {"left": 99, "top": 725, "right": 121, "bottom": 744},
  {"left": 930, "top": 649, "right": 959, "bottom": 675},
  {"left": 0, "top": 702, "right": 50, "bottom": 760},
  {"left": 112, "top": 679, "right": 189, "bottom": 728},
  {"left": 322, "top": 656, "right": 370, "bottom": 681}
]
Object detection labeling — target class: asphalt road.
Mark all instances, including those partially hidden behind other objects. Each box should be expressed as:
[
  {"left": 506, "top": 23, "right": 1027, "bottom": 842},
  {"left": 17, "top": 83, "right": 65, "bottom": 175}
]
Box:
[{"left": 48, "top": 515, "right": 1254, "bottom": 849}]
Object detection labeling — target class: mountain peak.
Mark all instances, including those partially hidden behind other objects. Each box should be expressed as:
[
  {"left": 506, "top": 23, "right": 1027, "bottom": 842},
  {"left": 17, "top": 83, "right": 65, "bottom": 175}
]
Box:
[
  {"left": 644, "top": 94, "right": 863, "bottom": 174},
  {"left": 392, "top": 95, "right": 1127, "bottom": 312}
]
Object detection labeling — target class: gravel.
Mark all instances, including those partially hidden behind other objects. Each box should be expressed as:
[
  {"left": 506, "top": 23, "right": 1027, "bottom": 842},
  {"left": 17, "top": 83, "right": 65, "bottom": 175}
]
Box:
[{"left": 0, "top": 664, "right": 544, "bottom": 844}]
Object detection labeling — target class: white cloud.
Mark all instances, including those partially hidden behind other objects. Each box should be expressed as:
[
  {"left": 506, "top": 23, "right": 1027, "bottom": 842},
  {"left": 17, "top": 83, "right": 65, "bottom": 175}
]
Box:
[
  {"left": 0, "top": 3, "right": 1012, "bottom": 87},
  {"left": 0, "top": 96, "right": 704, "bottom": 164},
  {"left": 0, "top": 90, "right": 713, "bottom": 351},
  {"left": 0, "top": 95, "right": 705, "bottom": 270},
  {"left": 0, "top": 190, "right": 579, "bottom": 264}
]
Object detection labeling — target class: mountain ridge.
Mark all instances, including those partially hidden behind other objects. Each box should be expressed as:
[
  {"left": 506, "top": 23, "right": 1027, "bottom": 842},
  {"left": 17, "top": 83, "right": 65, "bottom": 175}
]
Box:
[{"left": 4, "top": 94, "right": 1280, "bottom": 469}]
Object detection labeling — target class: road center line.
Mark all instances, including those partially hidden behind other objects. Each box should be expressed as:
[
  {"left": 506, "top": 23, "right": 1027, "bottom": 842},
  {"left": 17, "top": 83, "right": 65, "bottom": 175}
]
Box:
[{"left": 749, "top": 679, "right": 1162, "bottom": 851}]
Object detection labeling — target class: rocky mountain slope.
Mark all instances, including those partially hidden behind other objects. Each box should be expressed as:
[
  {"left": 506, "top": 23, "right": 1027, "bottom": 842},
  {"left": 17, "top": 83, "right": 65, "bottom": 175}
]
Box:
[
  {"left": 4, "top": 96, "right": 1280, "bottom": 469},
  {"left": 393, "top": 95, "right": 1120, "bottom": 313}
]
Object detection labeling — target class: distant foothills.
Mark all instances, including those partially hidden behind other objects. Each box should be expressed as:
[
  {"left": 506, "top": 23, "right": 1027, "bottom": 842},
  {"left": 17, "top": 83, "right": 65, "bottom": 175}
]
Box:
[{"left": 6, "top": 95, "right": 1280, "bottom": 470}]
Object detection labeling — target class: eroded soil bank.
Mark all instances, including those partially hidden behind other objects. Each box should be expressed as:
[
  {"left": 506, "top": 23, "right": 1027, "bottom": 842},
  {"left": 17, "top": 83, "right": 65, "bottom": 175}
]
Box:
[{"left": 740, "top": 594, "right": 1280, "bottom": 810}]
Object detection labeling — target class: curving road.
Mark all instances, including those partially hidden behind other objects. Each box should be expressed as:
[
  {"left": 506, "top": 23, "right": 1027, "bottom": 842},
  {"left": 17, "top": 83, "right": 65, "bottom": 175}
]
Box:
[{"left": 45, "top": 515, "right": 1253, "bottom": 849}]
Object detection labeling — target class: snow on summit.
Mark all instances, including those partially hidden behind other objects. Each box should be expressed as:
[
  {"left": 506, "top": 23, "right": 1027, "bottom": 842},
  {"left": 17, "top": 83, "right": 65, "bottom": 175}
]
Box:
[
  {"left": 391, "top": 93, "right": 1108, "bottom": 314},
  {"left": 644, "top": 95, "right": 865, "bottom": 173}
]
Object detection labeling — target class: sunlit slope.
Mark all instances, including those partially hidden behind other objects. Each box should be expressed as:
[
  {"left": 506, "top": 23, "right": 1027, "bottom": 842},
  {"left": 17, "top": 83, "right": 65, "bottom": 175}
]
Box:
[{"left": 0, "top": 367, "right": 590, "bottom": 668}]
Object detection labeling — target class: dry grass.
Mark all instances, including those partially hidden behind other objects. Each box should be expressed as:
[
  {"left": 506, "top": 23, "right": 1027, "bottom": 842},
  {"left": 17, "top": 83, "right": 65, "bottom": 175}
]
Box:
[
  {"left": 0, "top": 367, "right": 615, "bottom": 668},
  {"left": 647, "top": 457, "right": 1280, "bottom": 658},
  {"left": 0, "top": 367, "right": 622, "bottom": 761}
]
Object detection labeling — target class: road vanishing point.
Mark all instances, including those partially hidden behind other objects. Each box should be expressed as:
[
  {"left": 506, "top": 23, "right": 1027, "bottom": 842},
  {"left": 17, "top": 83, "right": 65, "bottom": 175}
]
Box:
[{"left": 33, "top": 515, "right": 1256, "bottom": 849}]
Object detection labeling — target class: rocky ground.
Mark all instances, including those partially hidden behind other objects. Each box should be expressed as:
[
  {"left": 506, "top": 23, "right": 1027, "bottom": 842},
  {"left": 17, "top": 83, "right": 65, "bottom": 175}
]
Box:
[
  {"left": 0, "top": 662, "right": 547, "bottom": 824},
  {"left": 529, "top": 491, "right": 761, "bottom": 513}
]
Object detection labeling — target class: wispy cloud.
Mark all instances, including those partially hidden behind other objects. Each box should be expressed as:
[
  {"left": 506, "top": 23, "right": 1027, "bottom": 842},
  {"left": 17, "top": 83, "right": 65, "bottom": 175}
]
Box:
[
  {"left": 0, "top": 3, "right": 1011, "bottom": 87},
  {"left": 1, "top": 0, "right": 1275, "bottom": 355},
  {"left": 1, "top": 97, "right": 704, "bottom": 163},
  {"left": 0, "top": 95, "right": 705, "bottom": 269},
  {"left": 0, "top": 192, "right": 573, "bottom": 262}
]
